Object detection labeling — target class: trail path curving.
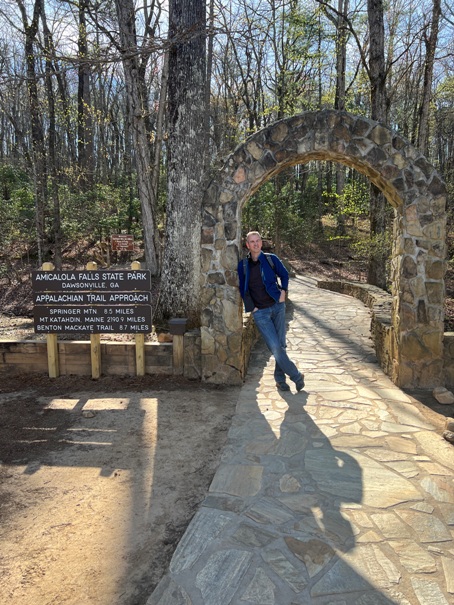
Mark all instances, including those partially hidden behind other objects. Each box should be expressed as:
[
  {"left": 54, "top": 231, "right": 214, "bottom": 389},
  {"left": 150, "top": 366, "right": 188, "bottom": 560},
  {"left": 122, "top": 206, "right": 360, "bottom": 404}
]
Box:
[{"left": 148, "top": 275, "right": 454, "bottom": 605}]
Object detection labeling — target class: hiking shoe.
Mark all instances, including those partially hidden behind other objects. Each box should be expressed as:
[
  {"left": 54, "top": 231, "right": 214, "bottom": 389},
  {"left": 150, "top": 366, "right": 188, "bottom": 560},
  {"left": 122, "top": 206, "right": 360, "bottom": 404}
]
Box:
[
  {"left": 295, "top": 375, "right": 305, "bottom": 392},
  {"left": 276, "top": 381, "right": 290, "bottom": 391}
]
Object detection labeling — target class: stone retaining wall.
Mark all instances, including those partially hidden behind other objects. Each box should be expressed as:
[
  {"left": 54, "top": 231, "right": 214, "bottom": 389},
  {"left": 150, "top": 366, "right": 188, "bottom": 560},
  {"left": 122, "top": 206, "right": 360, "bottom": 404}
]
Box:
[
  {"left": 183, "top": 330, "right": 202, "bottom": 380},
  {"left": 443, "top": 334, "right": 454, "bottom": 387},
  {"left": 317, "top": 280, "right": 454, "bottom": 389}
]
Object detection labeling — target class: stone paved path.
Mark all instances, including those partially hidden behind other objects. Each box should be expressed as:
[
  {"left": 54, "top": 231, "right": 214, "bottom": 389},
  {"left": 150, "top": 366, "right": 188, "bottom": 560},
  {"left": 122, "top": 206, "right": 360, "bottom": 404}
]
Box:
[{"left": 147, "top": 275, "right": 454, "bottom": 605}]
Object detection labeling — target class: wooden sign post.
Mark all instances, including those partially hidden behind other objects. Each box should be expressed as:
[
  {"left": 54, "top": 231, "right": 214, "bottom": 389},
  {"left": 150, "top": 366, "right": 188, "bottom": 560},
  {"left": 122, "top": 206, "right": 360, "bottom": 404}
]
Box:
[
  {"left": 168, "top": 318, "right": 188, "bottom": 375},
  {"left": 86, "top": 261, "right": 101, "bottom": 379},
  {"left": 131, "top": 261, "right": 145, "bottom": 376},
  {"left": 42, "top": 262, "right": 59, "bottom": 378}
]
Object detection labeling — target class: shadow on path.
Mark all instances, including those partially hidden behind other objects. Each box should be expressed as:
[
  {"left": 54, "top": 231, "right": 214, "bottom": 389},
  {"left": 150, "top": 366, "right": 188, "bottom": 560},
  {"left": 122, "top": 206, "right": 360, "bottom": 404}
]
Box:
[{"left": 151, "top": 295, "right": 401, "bottom": 604}]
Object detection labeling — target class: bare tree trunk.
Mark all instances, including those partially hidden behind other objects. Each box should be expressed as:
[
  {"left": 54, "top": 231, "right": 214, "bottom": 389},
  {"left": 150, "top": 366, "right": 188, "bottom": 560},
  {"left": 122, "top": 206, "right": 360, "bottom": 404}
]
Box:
[
  {"left": 151, "top": 51, "right": 169, "bottom": 216},
  {"left": 114, "top": 0, "right": 160, "bottom": 275},
  {"left": 205, "top": 0, "right": 214, "bottom": 148},
  {"left": 274, "top": 176, "right": 283, "bottom": 257},
  {"left": 78, "top": 0, "right": 95, "bottom": 189},
  {"left": 316, "top": 11, "right": 324, "bottom": 235},
  {"left": 123, "top": 103, "right": 134, "bottom": 238},
  {"left": 42, "top": 9, "right": 62, "bottom": 268},
  {"left": 367, "top": 0, "right": 388, "bottom": 289},
  {"left": 159, "top": 0, "right": 207, "bottom": 324},
  {"left": 417, "top": 0, "right": 441, "bottom": 154},
  {"left": 335, "top": 0, "right": 348, "bottom": 236},
  {"left": 367, "top": 0, "right": 387, "bottom": 124},
  {"left": 16, "top": 0, "right": 48, "bottom": 265}
]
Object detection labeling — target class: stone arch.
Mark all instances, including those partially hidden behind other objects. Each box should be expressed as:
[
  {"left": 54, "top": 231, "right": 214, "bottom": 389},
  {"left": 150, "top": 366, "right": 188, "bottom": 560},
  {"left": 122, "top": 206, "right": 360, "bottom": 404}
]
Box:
[{"left": 200, "top": 110, "right": 447, "bottom": 388}]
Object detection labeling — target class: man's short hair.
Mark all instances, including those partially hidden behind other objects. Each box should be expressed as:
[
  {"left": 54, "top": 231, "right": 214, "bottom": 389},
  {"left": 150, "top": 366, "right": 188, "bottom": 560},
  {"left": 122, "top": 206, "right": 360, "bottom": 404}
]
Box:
[{"left": 246, "top": 231, "right": 262, "bottom": 241}]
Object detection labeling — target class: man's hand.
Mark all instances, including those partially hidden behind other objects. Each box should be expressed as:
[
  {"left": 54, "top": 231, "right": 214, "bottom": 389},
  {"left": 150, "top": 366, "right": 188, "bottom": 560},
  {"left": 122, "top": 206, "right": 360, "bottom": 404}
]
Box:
[{"left": 279, "top": 290, "right": 286, "bottom": 303}]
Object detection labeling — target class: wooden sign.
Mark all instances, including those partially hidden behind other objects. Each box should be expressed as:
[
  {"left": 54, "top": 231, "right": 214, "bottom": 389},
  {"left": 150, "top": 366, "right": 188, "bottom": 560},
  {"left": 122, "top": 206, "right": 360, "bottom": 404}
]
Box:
[
  {"left": 111, "top": 234, "right": 134, "bottom": 251},
  {"left": 32, "top": 269, "right": 152, "bottom": 335}
]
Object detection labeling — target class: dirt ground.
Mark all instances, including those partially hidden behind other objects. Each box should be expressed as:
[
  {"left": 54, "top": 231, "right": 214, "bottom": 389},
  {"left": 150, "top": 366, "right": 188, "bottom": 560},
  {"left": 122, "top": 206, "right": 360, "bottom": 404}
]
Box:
[{"left": 0, "top": 373, "right": 239, "bottom": 605}]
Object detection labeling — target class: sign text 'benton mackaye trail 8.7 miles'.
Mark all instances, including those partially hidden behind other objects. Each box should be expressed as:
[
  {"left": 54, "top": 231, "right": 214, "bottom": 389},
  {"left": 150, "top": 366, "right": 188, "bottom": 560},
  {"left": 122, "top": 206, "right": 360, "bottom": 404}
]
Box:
[{"left": 32, "top": 270, "right": 152, "bottom": 334}]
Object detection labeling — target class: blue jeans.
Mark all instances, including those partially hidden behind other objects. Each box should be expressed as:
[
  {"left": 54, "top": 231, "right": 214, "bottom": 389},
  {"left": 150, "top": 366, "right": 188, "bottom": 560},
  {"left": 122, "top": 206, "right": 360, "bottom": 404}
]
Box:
[{"left": 253, "top": 302, "right": 301, "bottom": 384}]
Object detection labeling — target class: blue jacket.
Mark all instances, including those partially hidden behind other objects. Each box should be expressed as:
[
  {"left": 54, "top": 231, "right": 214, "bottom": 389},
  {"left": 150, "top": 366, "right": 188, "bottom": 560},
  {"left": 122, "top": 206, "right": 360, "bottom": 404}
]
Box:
[{"left": 238, "top": 252, "right": 289, "bottom": 313}]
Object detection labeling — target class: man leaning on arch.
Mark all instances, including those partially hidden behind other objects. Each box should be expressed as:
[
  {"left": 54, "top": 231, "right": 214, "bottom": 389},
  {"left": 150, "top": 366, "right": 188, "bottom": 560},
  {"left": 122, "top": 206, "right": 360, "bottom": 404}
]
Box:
[{"left": 238, "top": 231, "right": 305, "bottom": 392}]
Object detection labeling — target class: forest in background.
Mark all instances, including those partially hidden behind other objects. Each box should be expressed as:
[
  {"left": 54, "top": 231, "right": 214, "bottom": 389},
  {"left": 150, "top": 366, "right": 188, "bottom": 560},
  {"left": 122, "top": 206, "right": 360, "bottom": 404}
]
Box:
[{"left": 0, "top": 0, "right": 453, "bottom": 325}]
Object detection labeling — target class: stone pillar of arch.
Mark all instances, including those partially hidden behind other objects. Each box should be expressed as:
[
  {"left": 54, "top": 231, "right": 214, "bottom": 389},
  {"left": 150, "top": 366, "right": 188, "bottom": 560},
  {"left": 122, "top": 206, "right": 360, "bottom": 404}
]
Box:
[{"left": 200, "top": 110, "right": 447, "bottom": 389}]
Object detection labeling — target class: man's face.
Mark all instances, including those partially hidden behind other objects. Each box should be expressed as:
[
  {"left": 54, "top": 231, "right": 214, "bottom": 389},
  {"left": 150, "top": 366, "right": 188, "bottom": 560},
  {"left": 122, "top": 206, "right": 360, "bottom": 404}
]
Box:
[{"left": 246, "top": 234, "right": 262, "bottom": 254}]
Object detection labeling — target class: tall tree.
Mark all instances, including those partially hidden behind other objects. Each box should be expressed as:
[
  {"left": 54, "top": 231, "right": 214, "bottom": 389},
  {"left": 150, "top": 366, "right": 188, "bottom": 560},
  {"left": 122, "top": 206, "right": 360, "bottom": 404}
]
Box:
[
  {"left": 114, "top": 0, "right": 161, "bottom": 275},
  {"left": 159, "top": 0, "right": 207, "bottom": 323},
  {"left": 78, "top": 0, "right": 95, "bottom": 188},
  {"left": 41, "top": 8, "right": 63, "bottom": 267},
  {"left": 16, "top": 0, "right": 48, "bottom": 265},
  {"left": 417, "top": 0, "right": 441, "bottom": 154},
  {"left": 334, "top": 0, "right": 349, "bottom": 236},
  {"left": 367, "top": 0, "right": 389, "bottom": 288},
  {"left": 324, "top": 0, "right": 350, "bottom": 235},
  {"left": 367, "top": 0, "right": 387, "bottom": 123}
]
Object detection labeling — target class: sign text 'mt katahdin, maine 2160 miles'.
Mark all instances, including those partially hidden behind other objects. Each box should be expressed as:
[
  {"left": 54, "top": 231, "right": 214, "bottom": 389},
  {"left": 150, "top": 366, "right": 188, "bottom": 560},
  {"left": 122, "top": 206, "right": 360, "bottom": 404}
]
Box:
[{"left": 32, "top": 270, "right": 152, "bottom": 334}]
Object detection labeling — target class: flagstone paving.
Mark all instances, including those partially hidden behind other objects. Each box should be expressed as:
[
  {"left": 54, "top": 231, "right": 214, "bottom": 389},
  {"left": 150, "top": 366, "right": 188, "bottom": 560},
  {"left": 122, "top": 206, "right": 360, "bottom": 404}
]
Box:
[{"left": 147, "top": 275, "right": 454, "bottom": 605}]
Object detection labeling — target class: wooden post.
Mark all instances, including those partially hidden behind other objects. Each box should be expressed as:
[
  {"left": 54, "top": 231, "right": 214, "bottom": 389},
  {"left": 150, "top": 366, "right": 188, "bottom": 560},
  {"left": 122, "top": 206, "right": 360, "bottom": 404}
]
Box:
[
  {"left": 86, "top": 261, "right": 101, "bottom": 379},
  {"left": 42, "top": 262, "right": 59, "bottom": 378},
  {"left": 106, "top": 242, "right": 111, "bottom": 268},
  {"left": 172, "top": 335, "right": 184, "bottom": 375},
  {"left": 169, "top": 318, "right": 187, "bottom": 376},
  {"left": 135, "top": 333, "right": 145, "bottom": 376},
  {"left": 131, "top": 261, "right": 145, "bottom": 376}
]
